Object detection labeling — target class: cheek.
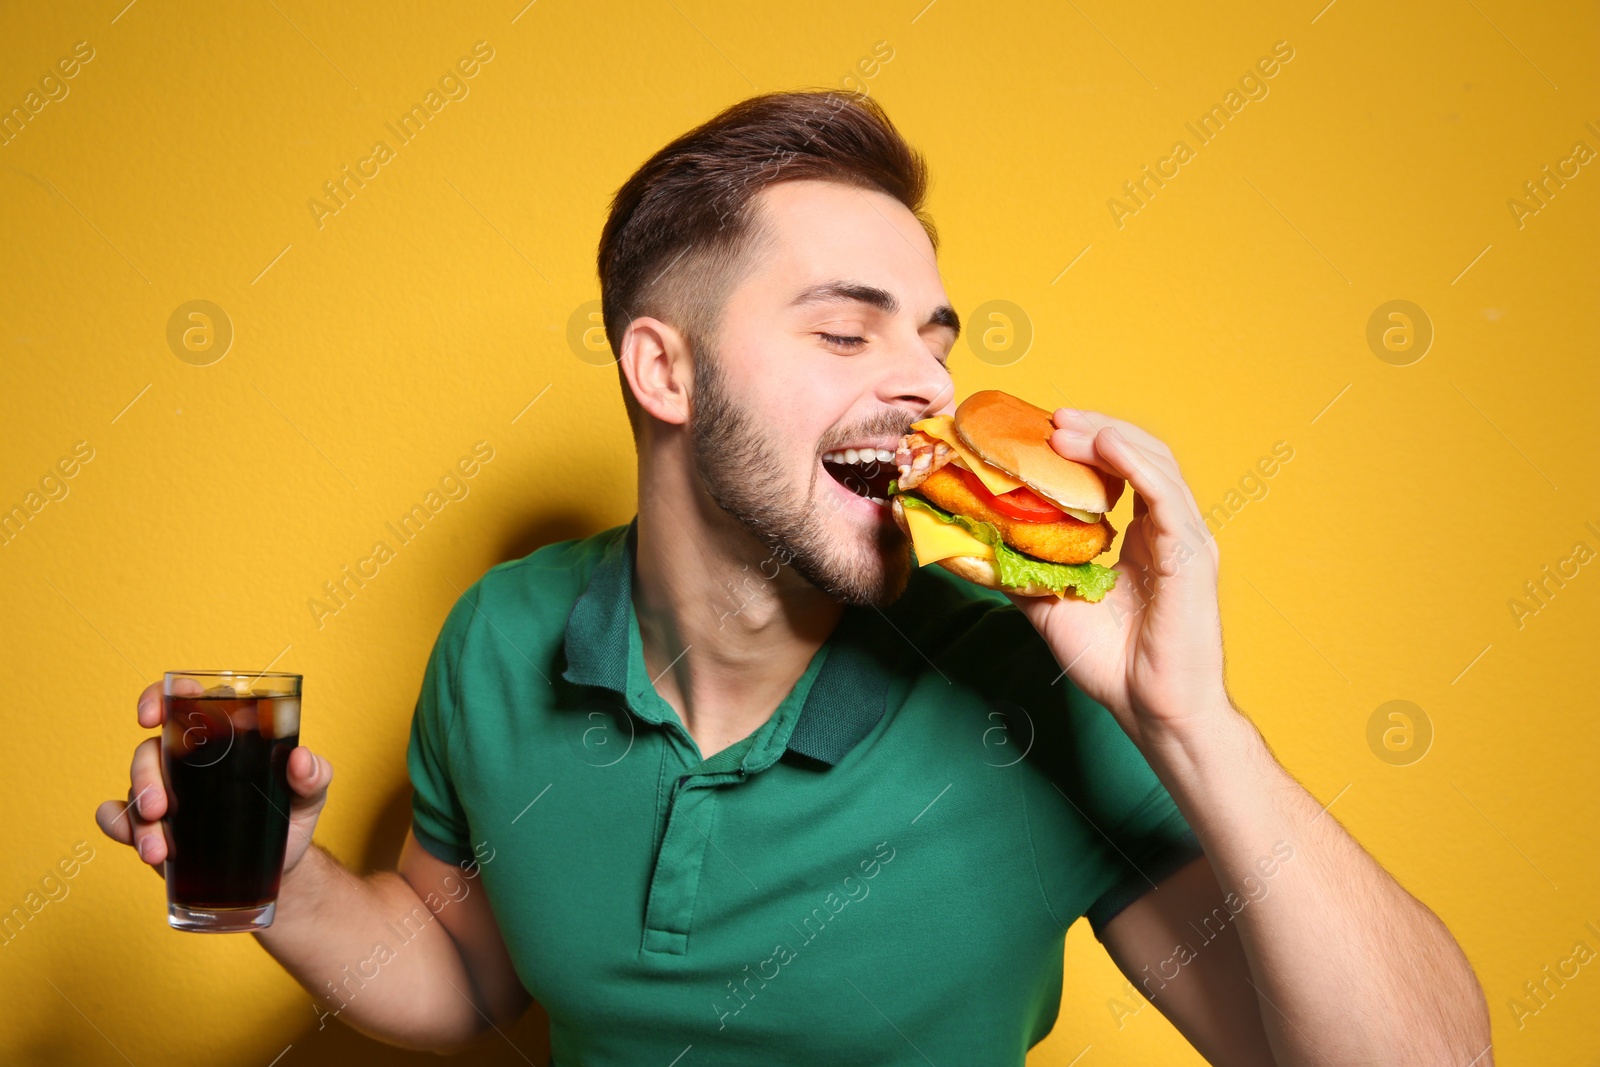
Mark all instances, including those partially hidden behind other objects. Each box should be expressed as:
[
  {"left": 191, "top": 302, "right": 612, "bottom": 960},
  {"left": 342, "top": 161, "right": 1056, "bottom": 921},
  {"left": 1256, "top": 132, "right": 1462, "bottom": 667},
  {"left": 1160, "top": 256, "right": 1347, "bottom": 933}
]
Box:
[{"left": 720, "top": 336, "right": 841, "bottom": 449}]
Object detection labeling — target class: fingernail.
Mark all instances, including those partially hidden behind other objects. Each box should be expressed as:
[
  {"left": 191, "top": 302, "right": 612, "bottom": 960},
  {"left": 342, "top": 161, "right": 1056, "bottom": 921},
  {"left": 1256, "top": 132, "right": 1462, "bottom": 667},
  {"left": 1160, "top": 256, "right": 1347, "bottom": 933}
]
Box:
[{"left": 138, "top": 837, "right": 153, "bottom": 863}]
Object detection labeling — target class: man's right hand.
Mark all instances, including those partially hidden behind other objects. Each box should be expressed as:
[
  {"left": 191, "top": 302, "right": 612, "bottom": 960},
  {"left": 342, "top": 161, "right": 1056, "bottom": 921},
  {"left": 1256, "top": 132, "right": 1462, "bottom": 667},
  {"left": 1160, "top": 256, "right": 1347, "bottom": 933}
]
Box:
[
  {"left": 93, "top": 678, "right": 334, "bottom": 877},
  {"left": 92, "top": 680, "right": 531, "bottom": 1050}
]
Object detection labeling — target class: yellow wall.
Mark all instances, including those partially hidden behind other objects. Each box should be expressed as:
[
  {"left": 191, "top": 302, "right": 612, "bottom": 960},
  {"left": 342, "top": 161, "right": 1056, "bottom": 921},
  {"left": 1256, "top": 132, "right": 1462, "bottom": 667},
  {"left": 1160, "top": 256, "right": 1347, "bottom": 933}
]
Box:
[{"left": 3, "top": 0, "right": 1595, "bottom": 1063}]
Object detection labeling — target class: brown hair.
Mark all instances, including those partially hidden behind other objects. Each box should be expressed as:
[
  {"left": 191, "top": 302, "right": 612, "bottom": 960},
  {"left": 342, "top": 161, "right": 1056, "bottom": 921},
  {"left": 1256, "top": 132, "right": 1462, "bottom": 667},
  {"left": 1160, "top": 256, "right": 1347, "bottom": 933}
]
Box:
[{"left": 596, "top": 89, "right": 937, "bottom": 436}]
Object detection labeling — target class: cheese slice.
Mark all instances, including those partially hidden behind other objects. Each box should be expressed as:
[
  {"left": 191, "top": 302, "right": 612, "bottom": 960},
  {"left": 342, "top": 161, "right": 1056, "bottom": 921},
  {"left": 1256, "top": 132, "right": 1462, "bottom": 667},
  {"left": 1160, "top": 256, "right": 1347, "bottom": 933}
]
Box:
[
  {"left": 902, "top": 501, "right": 995, "bottom": 565},
  {"left": 910, "top": 414, "right": 1102, "bottom": 524},
  {"left": 911, "top": 415, "right": 1025, "bottom": 495}
]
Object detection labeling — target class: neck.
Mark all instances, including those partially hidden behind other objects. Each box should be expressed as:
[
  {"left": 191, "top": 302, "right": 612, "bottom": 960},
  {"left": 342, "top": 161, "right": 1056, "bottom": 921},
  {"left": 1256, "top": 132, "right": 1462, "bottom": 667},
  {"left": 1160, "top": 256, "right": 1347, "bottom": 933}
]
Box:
[{"left": 632, "top": 440, "right": 843, "bottom": 760}]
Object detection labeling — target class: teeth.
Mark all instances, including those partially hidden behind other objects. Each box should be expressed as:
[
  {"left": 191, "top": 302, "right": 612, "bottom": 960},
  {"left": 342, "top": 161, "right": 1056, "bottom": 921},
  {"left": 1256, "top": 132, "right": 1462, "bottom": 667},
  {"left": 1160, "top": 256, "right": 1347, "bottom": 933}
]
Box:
[
  {"left": 824, "top": 448, "right": 895, "bottom": 466},
  {"left": 823, "top": 448, "right": 899, "bottom": 472},
  {"left": 868, "top": 496, "right": 886, "bottom": 505}
]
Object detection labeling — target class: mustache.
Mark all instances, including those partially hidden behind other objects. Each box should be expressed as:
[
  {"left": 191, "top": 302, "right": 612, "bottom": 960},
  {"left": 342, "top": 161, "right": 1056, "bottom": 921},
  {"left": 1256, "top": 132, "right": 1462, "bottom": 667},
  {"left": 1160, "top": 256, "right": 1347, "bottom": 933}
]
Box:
[{"left": 820, "top": 410, "right": 918, "bottom": 451}]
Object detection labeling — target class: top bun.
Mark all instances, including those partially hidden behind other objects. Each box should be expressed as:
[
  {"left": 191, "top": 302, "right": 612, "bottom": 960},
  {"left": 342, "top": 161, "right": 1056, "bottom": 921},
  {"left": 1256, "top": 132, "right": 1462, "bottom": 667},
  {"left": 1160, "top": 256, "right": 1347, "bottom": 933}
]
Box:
[{"left": 954, "top": 390, "right": 1112, "bottom": 514}]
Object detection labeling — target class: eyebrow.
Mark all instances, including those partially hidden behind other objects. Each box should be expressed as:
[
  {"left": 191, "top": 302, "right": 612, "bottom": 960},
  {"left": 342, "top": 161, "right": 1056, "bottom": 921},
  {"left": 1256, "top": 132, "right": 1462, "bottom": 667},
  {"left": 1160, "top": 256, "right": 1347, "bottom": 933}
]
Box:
[{"left": 789, "top": 281, "right": 961, "bottom": 340}]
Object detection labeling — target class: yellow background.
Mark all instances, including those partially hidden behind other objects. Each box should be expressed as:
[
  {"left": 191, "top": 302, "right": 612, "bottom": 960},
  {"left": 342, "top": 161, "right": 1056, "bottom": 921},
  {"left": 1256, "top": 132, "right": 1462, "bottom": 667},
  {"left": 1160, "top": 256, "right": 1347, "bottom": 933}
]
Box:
[{"left": 3, "top": 0, "right": 1596, "bottom": 1063}]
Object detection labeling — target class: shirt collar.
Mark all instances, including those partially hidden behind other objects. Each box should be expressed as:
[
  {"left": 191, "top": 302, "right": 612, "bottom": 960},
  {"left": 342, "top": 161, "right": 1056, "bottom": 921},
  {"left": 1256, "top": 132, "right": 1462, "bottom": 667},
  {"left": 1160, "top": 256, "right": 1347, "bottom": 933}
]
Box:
[{"left": 561, "top": 518, "right": 898, "bottom": 767}]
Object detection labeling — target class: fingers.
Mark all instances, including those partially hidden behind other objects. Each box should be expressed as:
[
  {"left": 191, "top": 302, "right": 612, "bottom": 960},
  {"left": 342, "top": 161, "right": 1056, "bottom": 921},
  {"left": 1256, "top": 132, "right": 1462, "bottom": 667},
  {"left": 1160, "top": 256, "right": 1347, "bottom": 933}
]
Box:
[
  {"left": 137, "top": 681, "right": 163, "bottom": 728},
  {"left": 1053, "top": 407, "right": 1180, "bottom": 478},
  {"left": 93, "top": 792, "right": 164, "bottom": 873},
  {"left": 1048, "top": 408, "right": 1209, "bottom": 541},
  {"left": 94, "top": 799, "right": 134, "bottom": 846},
  {"left": 128, "top": 737, "right": 166, "bottom": 821},
  {"left": 1093, "top": 429, "right": 1192, "bottom": 534},
  {"left": 1050, "top": 426, "right": 1206, "bottom": 578},
  {"left": 138, "top": 676, "right": 202, "bottom": 728},
  {"left": 94, "top": 737, "right": 169, "bottom": 873},
  {"left": 126, "top": 738, "right": 168, "bottom": 867}
]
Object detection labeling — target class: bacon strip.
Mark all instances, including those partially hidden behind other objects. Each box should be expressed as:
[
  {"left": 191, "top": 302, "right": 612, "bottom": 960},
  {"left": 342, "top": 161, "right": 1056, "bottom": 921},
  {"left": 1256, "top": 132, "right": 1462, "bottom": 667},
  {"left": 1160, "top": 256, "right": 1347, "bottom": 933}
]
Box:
[{"left": 894, "top": 431, "right": 955, "bottom": 491}]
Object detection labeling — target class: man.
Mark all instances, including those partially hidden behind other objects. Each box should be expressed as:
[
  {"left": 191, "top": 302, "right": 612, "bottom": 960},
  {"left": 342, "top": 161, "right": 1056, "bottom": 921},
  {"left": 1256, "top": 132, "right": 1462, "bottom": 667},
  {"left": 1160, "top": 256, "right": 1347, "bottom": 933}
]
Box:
[{"left": 98, "top": 90, "right": 1490, "bottom": 1064}]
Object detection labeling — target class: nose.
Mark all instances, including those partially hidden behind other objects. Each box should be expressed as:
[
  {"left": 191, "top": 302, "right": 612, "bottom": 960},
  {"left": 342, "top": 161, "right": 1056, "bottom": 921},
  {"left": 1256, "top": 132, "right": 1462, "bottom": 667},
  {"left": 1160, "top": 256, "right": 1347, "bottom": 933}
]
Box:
[{"left": 878, "top": 333, "right": 955, "bottom": 424}]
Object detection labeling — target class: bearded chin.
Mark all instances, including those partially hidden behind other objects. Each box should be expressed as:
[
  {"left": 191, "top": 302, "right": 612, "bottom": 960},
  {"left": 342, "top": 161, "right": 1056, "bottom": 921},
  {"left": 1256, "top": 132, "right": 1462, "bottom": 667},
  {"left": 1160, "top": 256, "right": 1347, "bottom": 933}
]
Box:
[{"left": 688, "top": 356, "right": 911, "bottom": 608}]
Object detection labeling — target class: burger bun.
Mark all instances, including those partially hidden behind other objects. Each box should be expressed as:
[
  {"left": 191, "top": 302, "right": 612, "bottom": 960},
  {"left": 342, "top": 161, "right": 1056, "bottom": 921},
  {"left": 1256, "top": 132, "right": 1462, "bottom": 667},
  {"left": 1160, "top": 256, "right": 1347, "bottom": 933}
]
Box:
[{"left": 953, "top": 390, "right": 1114, "bottom": 515}]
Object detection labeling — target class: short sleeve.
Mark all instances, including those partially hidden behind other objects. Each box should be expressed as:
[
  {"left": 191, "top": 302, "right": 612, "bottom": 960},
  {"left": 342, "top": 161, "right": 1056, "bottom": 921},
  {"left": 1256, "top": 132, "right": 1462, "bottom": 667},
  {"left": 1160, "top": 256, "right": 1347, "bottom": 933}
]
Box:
[
  {"left": 406, "top": 585, "right": 481, "bottom": 866},
  {"left": 979, "top": 608, "right": 1205, "bottom": 940}
]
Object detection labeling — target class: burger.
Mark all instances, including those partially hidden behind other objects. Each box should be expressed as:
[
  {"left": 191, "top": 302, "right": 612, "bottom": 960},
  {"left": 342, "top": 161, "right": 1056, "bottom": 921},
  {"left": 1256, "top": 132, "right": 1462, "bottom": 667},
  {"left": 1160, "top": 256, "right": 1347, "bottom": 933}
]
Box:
[{"left": 888, "top": 391, "right": 1120, "bottom": 601}]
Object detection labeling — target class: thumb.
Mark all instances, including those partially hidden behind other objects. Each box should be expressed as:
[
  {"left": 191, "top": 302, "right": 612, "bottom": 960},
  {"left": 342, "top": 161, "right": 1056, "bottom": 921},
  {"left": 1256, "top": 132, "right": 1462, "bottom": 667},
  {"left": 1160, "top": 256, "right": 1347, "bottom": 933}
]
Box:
[
  {"left": 1004, "top": 589, "right": 1055, "bottom": 629},
  {"left": 287, "top": 745, "right": 333, "bottom": 805}
]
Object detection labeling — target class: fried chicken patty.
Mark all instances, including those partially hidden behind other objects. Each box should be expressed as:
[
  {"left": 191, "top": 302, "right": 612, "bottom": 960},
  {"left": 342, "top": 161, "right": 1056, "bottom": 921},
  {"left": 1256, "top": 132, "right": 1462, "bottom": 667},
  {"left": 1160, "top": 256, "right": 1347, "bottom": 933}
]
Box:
[{"left": 911, "top": 466, "right": 1114, "bottom": 565}]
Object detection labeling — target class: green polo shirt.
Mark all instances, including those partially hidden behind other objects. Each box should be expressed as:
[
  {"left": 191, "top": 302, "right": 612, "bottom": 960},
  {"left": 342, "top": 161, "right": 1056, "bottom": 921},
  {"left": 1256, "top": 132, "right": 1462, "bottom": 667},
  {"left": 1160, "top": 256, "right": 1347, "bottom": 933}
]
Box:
[{"left": 407, "top": 518, "right": 1202, "bottom": 1065}]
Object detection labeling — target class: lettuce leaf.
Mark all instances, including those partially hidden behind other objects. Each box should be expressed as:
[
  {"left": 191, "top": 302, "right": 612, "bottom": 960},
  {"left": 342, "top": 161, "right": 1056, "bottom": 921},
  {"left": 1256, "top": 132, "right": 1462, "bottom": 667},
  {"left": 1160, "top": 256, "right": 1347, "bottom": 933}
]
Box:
[{"left": 896, "top": 492, "right": 1118, "bottom": 602}]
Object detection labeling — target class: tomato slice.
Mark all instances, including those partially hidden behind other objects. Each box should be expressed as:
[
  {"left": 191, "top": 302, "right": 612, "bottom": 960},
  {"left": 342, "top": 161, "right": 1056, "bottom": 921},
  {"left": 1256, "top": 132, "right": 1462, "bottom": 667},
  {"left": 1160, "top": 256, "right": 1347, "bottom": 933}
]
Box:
[{"left": 953, "top": 465, "right": 1072, "bottom": 523}]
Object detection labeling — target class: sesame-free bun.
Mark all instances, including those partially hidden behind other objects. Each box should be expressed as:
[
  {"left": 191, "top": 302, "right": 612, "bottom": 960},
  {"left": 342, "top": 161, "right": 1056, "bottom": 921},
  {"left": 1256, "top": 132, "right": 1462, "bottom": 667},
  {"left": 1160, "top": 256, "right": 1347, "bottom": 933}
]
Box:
[
  {"left": 889, "top": 497, "right": 1064, "bottom": 598},
  {"left": 953, "top": 391, "right": 1112, "bottom": 514}
]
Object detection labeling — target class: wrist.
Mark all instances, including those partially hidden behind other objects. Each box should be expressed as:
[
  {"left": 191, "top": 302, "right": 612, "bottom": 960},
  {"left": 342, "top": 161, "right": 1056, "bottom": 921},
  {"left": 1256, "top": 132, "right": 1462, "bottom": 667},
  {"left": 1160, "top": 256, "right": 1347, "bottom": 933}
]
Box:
[
  {"left": 1133, "top": 683, "right": 1236, "bottom": 747},
  {"left": 1138, "top": 697, "right": 1263, "bottom": 793},
  {"left": 278, "top": 843, "right": 327, "bottom": 907},
  {"left": 254, "top": 844, "right": 326, "bottom": 946}
]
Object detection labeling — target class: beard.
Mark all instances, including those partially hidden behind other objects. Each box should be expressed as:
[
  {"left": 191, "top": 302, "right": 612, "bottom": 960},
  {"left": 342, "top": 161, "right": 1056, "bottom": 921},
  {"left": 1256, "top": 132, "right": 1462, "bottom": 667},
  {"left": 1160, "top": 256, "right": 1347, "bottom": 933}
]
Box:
[{"left": 689, "top": 350, "right": 912, "bottom": 608}]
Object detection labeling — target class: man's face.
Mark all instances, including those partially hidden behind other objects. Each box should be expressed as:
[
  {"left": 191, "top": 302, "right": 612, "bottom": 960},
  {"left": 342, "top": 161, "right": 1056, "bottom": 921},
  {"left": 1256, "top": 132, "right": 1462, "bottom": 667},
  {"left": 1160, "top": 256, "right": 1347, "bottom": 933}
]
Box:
[{"left": 690, "top": 179, "right": 958, "bottom": 607}]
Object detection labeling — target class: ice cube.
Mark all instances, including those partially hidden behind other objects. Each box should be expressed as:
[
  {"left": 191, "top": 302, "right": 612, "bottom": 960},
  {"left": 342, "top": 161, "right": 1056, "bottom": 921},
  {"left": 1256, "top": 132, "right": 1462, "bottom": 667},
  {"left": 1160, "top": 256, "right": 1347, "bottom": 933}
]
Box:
[
  {"left": 203, "top": 684, "right": 236, "bottom": 698},
  {"left": 268, "top": 697, "right": 300, "bottom": 738}
]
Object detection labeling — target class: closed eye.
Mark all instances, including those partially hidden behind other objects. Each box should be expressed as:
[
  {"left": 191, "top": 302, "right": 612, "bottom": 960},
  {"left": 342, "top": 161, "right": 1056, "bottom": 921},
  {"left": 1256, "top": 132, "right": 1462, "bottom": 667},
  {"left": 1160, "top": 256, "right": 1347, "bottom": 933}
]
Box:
[{"left": 819, "top": 332, "right": 867, "bottom": 351}]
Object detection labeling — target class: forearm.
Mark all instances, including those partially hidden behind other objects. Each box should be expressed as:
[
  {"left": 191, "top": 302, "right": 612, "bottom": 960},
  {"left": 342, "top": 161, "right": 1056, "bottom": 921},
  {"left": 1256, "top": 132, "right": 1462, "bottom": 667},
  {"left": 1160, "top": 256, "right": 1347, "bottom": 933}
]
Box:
[
  {"left": 253, "top": 843, "right": 487, "bottom": 1051},
  {"left": 1143, "top": 705, "right": 1490, "bottom": 1065}
]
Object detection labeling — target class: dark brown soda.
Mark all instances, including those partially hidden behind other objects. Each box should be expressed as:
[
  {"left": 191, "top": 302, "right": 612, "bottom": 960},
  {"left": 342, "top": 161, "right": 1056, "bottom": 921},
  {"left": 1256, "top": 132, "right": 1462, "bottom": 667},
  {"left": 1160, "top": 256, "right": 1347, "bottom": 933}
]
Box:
[{"left": 162, "top": 694, "right": 298, "bottom": 910}]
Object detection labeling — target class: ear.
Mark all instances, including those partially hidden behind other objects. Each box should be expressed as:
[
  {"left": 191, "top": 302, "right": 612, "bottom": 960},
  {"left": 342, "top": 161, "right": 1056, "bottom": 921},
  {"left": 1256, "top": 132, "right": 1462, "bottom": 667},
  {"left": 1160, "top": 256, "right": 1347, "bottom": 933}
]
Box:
[{"left": 618, "top": 316, "right": 693, "bottom": 428}]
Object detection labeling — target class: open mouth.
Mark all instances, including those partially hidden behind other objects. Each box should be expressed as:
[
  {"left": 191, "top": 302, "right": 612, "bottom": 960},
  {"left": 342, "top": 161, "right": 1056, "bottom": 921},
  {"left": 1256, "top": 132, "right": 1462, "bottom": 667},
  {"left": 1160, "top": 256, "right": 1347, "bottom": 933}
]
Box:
[{"left": 822, "top": 447, "right": 897, "bottom": 506}]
